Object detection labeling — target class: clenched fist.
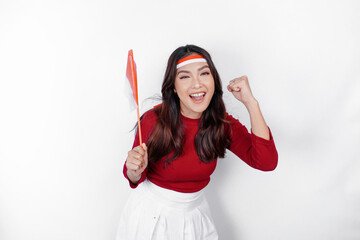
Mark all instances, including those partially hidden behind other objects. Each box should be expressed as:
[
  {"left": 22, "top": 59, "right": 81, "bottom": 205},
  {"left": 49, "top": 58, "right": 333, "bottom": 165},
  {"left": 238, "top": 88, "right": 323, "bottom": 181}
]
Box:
[{"left": 227, "top": 75, "right": 256, "bottom": 106}]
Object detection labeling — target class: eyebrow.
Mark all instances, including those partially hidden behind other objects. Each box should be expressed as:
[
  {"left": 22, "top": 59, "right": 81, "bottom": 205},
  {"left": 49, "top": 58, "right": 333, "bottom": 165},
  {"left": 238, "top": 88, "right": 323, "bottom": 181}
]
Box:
[
  {"left": 176, "top": 65, "right": 210, "bottom": 75},
  {"left": 198, "top": 65, "right": 209, "bottom": 71},
  {"left": 177, "top": 70, "right": 190, "bottom": 75}
]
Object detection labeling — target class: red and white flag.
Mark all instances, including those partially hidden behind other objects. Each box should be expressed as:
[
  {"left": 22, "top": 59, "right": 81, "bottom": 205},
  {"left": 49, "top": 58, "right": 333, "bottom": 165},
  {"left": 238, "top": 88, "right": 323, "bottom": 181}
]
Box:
[
  {"left": 125, "top": 49, "right": 142, "bottom": 145},
  {"left": 125, "top": 50, "right": 139, "bottom": 111}
]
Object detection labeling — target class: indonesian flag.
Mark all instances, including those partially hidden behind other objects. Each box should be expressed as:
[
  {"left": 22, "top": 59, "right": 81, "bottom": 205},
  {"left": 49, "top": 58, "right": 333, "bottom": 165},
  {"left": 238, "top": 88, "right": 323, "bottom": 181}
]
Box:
[
  {"left": 125, "top": 49, "right": 143, "bottom": 145},
  {"left": 126, "top": 49, "right": 139, "bottom": 111}
]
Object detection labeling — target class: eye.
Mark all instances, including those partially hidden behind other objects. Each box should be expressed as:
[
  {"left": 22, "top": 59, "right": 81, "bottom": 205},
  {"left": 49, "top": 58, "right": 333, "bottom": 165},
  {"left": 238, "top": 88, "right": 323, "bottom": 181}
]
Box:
[
  {"left": 179, "top": 75, "right": 190, "bottom": 79},
  {"left": 200, "top": 71, "right": 210, "bottom": 76}
]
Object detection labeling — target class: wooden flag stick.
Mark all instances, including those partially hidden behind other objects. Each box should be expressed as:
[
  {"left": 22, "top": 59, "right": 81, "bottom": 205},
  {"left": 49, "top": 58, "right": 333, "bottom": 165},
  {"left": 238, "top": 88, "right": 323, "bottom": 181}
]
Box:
[{"left": 137, "top": 105, "right": 143, "bottom": 146}]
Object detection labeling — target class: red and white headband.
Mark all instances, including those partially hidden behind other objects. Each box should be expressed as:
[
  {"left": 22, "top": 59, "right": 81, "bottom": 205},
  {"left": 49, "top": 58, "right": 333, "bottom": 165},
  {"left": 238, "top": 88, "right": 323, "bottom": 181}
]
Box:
[{"left": 176, "top": 55, "right": 207, "bottom": 69}]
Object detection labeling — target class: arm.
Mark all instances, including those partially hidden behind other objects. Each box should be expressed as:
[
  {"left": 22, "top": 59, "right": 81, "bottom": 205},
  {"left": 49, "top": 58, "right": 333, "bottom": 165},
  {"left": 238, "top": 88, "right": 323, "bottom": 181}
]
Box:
[
  {"left": 227, "top": 76, "right": 278, "bottom": 170},
  {"left": 123, "top": 132, "right": 149, "bottom": 188},
  {"left": 228, "top": 75, "right": 269, "bottom": 140},
  {"left": 245, "top": 99, "right": 270, "bottom": 140},
  {"left": 125, "top": 143, "right": 148, "bottom": 185},
  {"left": 122, "top": 109, "right": 156, "bottom": 188}
]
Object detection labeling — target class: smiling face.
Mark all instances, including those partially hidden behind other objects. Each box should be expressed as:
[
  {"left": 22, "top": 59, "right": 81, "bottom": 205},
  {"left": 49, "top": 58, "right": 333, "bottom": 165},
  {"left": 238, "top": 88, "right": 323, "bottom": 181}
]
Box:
[{"left": 174, "top": 61, "right": 215, "bottom": 119}]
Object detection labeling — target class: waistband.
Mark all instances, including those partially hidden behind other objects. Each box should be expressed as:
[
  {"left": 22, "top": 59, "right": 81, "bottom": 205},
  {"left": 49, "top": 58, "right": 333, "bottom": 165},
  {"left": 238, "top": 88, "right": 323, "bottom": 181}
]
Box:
[{"left": 141, "top": 180, "right": 205, "bottom": 211}]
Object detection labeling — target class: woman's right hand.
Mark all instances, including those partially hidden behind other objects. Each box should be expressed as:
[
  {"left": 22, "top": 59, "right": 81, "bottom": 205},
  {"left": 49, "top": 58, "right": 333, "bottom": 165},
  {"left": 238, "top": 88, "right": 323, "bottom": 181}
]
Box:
[{"left": 125, "top": 143, "right": 148, "bottom": 184}]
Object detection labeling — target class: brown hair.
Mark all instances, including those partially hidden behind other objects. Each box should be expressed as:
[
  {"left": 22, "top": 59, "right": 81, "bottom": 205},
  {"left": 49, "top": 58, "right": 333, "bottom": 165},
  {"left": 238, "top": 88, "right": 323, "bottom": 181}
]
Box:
[{"left": 146, "top": 44, "right": 231, "bottom": 164}]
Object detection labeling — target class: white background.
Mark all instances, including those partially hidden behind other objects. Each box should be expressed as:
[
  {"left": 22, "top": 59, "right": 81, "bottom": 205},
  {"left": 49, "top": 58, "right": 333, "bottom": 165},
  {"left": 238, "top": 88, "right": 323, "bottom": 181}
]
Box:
[{"left": 1, "top": 0, "right": 359, "bottom": 239}]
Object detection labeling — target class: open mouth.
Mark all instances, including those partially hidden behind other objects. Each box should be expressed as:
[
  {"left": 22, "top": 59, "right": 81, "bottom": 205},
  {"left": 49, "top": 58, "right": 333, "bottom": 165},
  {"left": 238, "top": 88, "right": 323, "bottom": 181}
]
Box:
[{"left": 190, "top": 92, "right": 206, "bottom": 102}]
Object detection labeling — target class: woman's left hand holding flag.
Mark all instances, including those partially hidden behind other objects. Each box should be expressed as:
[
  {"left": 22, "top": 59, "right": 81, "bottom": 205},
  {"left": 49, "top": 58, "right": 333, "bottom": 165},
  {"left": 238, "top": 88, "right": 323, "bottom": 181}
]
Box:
[{"left": 125, "top": 143, "right": 148, "bottom": 184}]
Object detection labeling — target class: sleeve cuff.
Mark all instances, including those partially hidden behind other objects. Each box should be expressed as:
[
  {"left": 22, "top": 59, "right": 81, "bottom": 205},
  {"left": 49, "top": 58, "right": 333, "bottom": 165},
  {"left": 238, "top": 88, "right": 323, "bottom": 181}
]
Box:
[
  {"left": 250, "top": 127, "right": 275, "bottom": 146},
  {"left": 123, "top": 162, "right": 148, "bottom": 189},
  {"left": 128, "top": 172, "right": 147, "bottom": 188}
]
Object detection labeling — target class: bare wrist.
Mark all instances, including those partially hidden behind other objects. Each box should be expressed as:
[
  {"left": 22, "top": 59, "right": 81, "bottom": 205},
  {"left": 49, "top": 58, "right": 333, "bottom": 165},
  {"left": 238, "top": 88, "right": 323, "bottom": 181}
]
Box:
[
  {"left": 127, "top": 170, "right": 141, "bottom": 184},
  {"left": 244, "top": 98, "right": 259, "bottom": 110}
]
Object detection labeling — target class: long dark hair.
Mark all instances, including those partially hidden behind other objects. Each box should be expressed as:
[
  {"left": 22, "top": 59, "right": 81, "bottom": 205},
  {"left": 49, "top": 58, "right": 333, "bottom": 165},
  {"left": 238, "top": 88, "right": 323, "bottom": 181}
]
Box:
[{"left": 146, "top": 44, "right": 231, "bottom": 164}]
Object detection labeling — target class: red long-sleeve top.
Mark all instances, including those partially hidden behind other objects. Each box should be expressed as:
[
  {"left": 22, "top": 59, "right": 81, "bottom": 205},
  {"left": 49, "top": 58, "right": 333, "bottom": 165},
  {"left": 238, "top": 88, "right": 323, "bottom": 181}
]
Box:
[{"left": 123, "top": 109, "right": 278, "bottom": 193}]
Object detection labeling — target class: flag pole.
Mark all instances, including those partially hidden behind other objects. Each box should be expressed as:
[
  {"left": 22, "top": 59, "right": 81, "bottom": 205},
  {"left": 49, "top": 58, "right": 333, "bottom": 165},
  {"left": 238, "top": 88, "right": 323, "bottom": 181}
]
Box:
[{"left": 136, "top": 106, "right": 143, "bottom": 146}]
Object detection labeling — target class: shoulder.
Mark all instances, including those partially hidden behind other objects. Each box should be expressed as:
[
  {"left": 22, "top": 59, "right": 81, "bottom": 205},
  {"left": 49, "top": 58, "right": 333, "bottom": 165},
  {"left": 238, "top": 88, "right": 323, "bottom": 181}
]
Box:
[
  {"left": 141, "top": 108, "right": 158, "bottom": 122},
  {"left": 225, "top": 112, "right": 237, "bottom": 122},
  {"left": 225, "top": 112, "right": 243, "bottom": 126},
  {"left": 139, "top": 108, "right": 159, "bottom": 132},
  {"left": 137, "top": 108, "right": 159, "bottom": 142},
  {"left": 224, "top": 112, "right": 248, "bottom": 134}
]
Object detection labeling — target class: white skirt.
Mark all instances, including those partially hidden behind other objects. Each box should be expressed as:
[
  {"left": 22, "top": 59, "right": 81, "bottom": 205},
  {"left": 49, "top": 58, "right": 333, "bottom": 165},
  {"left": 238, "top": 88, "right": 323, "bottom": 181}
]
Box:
[{"left": 116, "top": 180, "right": 218, "bottom": 240}]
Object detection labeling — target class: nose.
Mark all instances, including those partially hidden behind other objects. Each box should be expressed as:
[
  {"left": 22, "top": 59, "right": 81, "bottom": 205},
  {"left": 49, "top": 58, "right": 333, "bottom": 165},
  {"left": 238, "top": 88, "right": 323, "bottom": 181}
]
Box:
[{"left": 192, "top": 75, "right": 201, "bottom": 89}]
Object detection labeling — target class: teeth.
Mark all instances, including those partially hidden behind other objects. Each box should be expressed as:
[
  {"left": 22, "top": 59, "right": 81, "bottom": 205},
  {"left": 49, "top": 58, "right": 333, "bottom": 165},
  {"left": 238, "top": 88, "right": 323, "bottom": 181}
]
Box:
[{"left": 190, "top": 93, "right": 205, "bottom": 97}]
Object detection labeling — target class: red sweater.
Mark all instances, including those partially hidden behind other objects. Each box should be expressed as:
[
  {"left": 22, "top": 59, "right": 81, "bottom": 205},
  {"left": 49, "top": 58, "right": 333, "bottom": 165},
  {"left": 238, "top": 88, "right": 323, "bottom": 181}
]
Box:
[{"left": 123, "top": 109, "right": 278, "bottom": 193}]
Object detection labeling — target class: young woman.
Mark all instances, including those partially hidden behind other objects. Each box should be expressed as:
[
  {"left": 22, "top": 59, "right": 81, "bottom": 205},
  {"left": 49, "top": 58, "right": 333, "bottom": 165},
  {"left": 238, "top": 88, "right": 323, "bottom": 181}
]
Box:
[{"left": 116, "top": 45, "right": 278, "bottom": 240}]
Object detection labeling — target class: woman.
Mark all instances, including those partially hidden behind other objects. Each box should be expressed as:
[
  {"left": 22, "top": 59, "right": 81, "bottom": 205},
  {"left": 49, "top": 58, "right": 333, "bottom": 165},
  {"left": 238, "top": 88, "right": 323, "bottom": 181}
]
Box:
[{"left": 116, "top": 45, "right": 278, "bottom": 240}]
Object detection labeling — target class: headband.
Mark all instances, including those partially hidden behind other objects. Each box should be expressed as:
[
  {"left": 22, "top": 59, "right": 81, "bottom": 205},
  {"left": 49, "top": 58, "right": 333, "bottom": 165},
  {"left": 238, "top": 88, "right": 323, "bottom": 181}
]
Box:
[{"left": 176, "top": 55, "right": 207, "bottom": 69}]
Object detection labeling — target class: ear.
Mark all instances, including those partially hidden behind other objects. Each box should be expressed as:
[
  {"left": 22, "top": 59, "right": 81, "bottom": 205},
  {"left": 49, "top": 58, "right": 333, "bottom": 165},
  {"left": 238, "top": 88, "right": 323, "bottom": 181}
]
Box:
[{"left": 174, "top": 88, "right": 177, "bottom": 93}]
